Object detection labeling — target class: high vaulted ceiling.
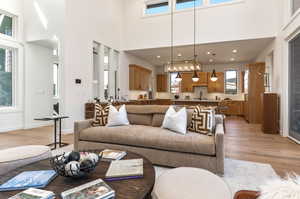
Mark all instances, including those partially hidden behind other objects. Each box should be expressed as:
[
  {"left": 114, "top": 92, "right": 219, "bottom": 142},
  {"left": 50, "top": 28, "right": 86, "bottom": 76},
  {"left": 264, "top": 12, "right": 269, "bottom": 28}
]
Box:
[{"left": 125, "top": 37, "right": 274, "bottom": 66}]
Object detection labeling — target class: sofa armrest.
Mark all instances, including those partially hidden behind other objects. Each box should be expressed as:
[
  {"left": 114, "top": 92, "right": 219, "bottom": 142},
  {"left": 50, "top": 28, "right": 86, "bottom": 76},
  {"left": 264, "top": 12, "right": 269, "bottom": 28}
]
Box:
[
  {"left": 215, "top": 123, "right": 225, "bottom": 175},
  {"left": 74, "top": 120, "right": 93, "bottom": 151}
]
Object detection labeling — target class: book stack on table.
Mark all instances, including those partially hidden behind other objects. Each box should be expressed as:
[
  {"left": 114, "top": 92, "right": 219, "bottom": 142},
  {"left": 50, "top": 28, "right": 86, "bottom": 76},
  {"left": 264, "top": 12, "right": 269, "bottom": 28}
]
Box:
[
  {"left": 61, "top": 179, "right": 115, "bottom": 199},
  {"left": 100, "top": 149, "right": 127, "bottom": 161},
  {"left": 105, "top": 159, "right": 144, "bottom": 181}
]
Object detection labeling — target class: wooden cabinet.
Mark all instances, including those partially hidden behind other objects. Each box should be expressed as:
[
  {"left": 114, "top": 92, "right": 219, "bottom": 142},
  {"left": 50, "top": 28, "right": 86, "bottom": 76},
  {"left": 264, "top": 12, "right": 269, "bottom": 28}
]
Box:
[
  {"left": 246, "top": 62, "right": 265, "bottom": 123},
  {"left": 156, "top": 74, "right": 168, "bottom": 92},
  {"left": 129, "top": 65, "right": 152, "bottom": 91},
  {"left": 207, "top": 72, "right": 224, "bottom": 93},
  {"left": 220, "top": 100, "right": 244, "bottom": 116},
  {"left": 192, "top": 72, "right": 208, "bottom": 87},
  {"left": 180, "top": 72, "right": 194, "bottom": 93},
  {"left": 261, "top": 93, "right": 279, "bottom": 134}
]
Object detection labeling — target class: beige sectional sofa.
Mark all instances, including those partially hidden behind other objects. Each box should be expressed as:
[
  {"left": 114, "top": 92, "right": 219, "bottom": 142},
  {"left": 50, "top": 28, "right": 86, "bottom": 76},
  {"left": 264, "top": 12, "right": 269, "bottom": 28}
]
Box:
[{"left": 74, "top": 105, "right": 225, "bottom": 174}]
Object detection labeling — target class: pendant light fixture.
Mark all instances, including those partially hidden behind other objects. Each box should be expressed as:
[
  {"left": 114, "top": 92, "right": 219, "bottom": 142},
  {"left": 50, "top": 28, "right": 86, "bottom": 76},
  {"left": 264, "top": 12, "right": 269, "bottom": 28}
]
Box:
[
  {"left": 192, "top": 0, "right": 199, "bottom": 82},
  {"left": 211, "top": 69, "right": 218, "bottom": 82},
  {"left": 169, "top": 0, "right": 181, "bottom": 82}
]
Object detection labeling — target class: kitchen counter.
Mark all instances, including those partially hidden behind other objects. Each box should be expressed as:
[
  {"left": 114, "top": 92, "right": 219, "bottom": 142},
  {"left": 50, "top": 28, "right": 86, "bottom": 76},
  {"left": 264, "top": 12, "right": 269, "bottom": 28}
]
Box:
[{"left": 172, "top": 99, "right": 222, "bottom": 103}]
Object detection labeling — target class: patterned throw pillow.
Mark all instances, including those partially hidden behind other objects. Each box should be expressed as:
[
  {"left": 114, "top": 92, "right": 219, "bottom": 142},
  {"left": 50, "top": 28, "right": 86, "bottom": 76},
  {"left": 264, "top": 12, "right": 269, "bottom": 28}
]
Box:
[
  {"left": 92, "top": 104, "right": 109, "bottom": 127},
  {"left": 188, "top": 106, "right": 215, "bottom": 136}
]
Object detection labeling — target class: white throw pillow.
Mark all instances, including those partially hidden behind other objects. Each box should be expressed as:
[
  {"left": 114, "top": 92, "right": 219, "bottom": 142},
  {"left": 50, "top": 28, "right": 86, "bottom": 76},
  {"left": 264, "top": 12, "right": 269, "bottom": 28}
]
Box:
[
  {"left": 162, "top": 106, "right": 187, "bottom": 135},
  {"left": 106, "top": 105, "right": 130, "bottom": 127}
]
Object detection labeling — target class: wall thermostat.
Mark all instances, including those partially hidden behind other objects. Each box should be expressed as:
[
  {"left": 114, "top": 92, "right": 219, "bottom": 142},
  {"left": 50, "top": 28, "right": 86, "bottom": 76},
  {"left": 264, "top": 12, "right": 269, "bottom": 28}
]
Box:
[{"left": 75, "top": 79, "right": 82, "bottom": 84}]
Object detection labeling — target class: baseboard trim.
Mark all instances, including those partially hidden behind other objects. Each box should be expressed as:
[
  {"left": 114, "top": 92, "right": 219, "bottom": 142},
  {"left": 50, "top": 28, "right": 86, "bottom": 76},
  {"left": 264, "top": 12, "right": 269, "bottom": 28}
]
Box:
[
  {"left": 62, "top": 129, "right": 73, "bottom": 135},
  {"left": 0, "top": 126, "right": 23, "bottom": 133},
  {"left": 288, "top": 136, "right": 300, "bottom": 145},
  {"left": 24, "top": 122, "right": 52, "bottom": 129}
]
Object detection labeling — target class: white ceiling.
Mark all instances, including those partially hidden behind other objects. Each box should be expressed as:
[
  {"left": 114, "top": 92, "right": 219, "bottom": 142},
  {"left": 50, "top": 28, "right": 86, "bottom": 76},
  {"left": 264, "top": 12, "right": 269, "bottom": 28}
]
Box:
[{"left": 125, "top": 38, "right": 274, "bottom": 66}]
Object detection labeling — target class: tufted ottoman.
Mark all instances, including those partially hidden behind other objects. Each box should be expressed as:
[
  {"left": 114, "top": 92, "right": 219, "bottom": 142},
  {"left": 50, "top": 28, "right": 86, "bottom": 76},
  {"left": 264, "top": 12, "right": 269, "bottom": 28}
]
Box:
[
  {"left": 0, "top": 145, "right": 51, "bottom": 175},
  {"left": 152, "top": 167, "right": 232, "bottom": 199}
]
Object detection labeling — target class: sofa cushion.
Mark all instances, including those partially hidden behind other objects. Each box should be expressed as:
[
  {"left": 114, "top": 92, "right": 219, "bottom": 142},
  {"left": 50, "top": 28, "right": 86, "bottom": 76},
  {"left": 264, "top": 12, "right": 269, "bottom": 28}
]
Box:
[
  {"left": 80, "top": 125, "right": 216, "bottom": 156},
  {"left": 152, "top": 108, "right": 194, "bottom": 127},
  {"left": 127, "top": 113, "right": 153, "bottom": 126}
]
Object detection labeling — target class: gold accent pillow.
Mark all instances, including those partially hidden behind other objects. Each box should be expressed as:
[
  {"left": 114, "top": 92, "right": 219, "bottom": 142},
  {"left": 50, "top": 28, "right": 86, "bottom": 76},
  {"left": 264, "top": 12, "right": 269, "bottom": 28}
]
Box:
[
  {"left": 92, "top": 104, "right": 109, "bottom": 127},
  {"left": 188, "top": 106, "right": 215, "bottom": 136}
]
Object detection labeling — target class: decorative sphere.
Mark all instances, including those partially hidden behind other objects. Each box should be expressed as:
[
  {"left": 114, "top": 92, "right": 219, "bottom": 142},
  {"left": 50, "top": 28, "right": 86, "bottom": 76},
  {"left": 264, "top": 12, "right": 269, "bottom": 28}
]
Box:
[
  {"left": 80, "top": 159, "right": 94, "bottom": 173},
  {"left": 86, "top": 153, "right": 99, "bottom": 165},
  {"left": 65, "top": 161, "right": 81, "bottom": 176},
  {"left": 68, "top": 152, "right": 80, "bottom": 162},
  {"left": 55, "top": 154, "right": 68, "bottom": 164}
]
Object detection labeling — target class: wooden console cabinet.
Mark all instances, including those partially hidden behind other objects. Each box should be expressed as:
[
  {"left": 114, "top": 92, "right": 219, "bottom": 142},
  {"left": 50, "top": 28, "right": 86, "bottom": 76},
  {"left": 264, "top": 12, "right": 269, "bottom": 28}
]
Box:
[{"left": 261, "top": 93, "right": 279, "bottom": 134}]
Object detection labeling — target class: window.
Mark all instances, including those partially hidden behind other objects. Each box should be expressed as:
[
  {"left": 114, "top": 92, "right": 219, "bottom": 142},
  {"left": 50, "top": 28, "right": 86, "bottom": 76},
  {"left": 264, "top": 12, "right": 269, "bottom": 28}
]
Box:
[
  {"left": 225, "top": 70, "right": 237, "bottom": 94},
  {"left": 53, "top": 63, "right": 59, "bottom": 97},
  {"left": 0, "top": 13, "right": 13, "bottom": 37},
  {"left": 0, "top": 47, "right": 14, "bottom": 107},
  {"left": 210, "top": 0, "right": 233, "bottom": 4},
  {"left": 170, "top": 72, "right": 180, "bottom": 94},
  {"left": 292, "top": 0, "right": 300, "bottom": 15},
  {"left": 289, "top": 33, "right": 300, "bottom": 141},
  {"left": 145, "top": 0, "right": 169, "bottom": 14},
  {"left": 104, "top": 46, "right": 110, "bottom": 100},
  {"left": 176, "top": 0, "right": 203, "bottom": 10}
]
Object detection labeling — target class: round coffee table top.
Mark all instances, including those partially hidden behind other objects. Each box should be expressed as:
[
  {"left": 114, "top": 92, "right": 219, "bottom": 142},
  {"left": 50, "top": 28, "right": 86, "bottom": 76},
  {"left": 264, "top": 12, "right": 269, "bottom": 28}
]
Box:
[
  {"left": 0, "top": 150, "right": 155, "bottom": 199},
  {"left": 152, "top": 167, "right": 232, "bottom": 199}
]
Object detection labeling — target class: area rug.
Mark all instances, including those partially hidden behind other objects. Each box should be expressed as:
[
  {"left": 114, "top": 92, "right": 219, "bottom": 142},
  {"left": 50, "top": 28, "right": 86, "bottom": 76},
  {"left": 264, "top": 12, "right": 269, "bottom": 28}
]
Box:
[{"left": 53, "top": 145, "right": 279, "bottom": 195}]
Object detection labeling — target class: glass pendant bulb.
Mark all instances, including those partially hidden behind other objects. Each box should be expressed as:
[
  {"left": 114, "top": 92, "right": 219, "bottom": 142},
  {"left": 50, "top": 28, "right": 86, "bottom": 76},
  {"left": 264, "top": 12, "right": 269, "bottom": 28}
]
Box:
[
  {"left": 211, "top": 69, "right": 218, "bottom": 82},
  {"left": 176, "top": 72, "right": 182, "bottom": 82},
  {"left": 192, "top": 70, "right": 199, "bottom": 82}
]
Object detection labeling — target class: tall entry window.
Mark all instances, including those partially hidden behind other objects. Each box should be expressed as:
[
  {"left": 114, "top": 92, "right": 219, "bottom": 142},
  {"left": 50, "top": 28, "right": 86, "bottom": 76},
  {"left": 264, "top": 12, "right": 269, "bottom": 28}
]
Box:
[
  {"left": 289, "top": 33, "right": 300, "bottom": 141},
  {"left": 0, "top": 47, "right": 14, "bottom": 107}
]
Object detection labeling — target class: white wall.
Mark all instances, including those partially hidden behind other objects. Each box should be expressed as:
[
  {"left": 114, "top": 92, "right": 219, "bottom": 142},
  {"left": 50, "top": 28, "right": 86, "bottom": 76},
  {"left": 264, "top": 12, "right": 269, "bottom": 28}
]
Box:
[
  {"left": 253, "top": 0, "right": 300, "bottom": 137},
  {"left": 123, "top": 0, "right": 278, "bottom": 50},
  {"left": 24, "top": 43, "right": 53, "bottom": 129},
  {"left": 63, "top": 0, "right": 123, "bottom": 132},
  {"left": 119, "top": 52, "right": 156, "bottom": 100},
  {"left": 24, "top": 0, "right": 65, "bottom": 42},
  {"left": 0, "top": 0, "right": 25, "bottom": 132},
  {"left": 156, "top": 62, "right": 247, "bottom": 100}
]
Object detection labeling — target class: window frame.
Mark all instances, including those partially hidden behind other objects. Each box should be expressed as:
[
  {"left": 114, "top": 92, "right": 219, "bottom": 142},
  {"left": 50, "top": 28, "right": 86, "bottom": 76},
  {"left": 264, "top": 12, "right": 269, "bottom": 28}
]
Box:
[
  {"left": 0, "top": 44, "right": 17, "bottom": 109},
  {"left": 143, "top": 0, "right": 244, "bottom": 17},
  {"left": 225, "top": 69, "right": 238, "bottom": 94},
  {"left": 170, "top": 72, "right": 180, "bottom": 94},
  {"left": 144, "top": 0, "right": 170, "bottom": 16},
  {"left": 175, "top": 0, "right": 204, "bottom": 10},
  {"left": 53, "top": 63, "right": 59, "bottom": 98},
  {"left": 0, "top": 10, "right": 17, "bottom": 40}
]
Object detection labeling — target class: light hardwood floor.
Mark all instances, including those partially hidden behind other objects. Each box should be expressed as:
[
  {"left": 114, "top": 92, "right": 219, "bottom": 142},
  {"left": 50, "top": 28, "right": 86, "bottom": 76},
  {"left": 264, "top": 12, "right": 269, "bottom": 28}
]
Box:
[{"left": 1, "top": 117, "right": 300, "bottom": 177}]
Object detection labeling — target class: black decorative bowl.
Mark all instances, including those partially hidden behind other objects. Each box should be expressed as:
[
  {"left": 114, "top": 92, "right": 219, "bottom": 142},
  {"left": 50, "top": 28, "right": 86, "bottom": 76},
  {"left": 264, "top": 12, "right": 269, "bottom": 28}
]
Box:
[{"left": 50, "top": 151, "right": 101, "bottom": 178}]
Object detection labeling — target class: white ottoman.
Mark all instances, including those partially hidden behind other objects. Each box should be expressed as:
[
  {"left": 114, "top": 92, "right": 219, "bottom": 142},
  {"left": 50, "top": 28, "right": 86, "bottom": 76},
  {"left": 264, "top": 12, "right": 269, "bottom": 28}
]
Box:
[
  {"left": 0, "top": 145, "right": 51, "bottom": 175},
  {"left": 152, "top": 167, "right": 232, "bottom": 199}
]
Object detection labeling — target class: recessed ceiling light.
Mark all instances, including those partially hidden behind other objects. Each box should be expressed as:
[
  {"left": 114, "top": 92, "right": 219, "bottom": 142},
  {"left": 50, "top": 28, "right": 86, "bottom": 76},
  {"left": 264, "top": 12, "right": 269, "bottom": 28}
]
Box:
[
  {"left": 230, "top": 58, "right": 235, "bottom": 61},
  {"left": 232, "top": 49, "right": 237, "bottom": 53},
  {"left": 185, "top": 60, "right": 189, "bottom": 63},
  {"left": 207, "top": 52, "right": 211, "bottom": 55},
  {"left": 209, "top": 59, "right": 213, "bottom": 62},
  {"left": 177, "top": 53, "right": 182, "bottom": 57},
  {"left": 157, "top": 55, "right": 161, "bottom": 59}
]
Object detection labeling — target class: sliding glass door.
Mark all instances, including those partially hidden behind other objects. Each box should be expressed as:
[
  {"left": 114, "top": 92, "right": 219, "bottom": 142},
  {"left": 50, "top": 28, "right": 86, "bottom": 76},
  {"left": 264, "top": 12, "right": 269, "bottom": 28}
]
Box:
[{"left": 289, "top": 33, "right": 300, "bottom": 141}]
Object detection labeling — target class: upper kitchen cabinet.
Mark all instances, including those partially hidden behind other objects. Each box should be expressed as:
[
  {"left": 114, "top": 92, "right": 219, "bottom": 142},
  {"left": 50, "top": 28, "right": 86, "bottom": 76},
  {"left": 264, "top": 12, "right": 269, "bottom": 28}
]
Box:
[
  {"left": 207, "top": 72, "right": 224, "bottom": 93},
  {"left": 156, "top": 74, "right": 168, "bottom": 92},
  {"left": 181, "top": 72, "right": 194, "bottom": 93},
  {"left": 192, "top": 72, "right": 208, "bottom": 87},
  {"left": 129, "top": 65, "right": 152, "bottom": 91}
]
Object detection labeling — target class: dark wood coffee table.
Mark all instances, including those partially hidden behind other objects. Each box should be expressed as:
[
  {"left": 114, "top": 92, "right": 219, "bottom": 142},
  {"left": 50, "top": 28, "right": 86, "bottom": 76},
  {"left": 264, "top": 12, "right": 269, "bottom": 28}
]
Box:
[{"left": 0, "top": 150, "right": 155, "bottom": 199}]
